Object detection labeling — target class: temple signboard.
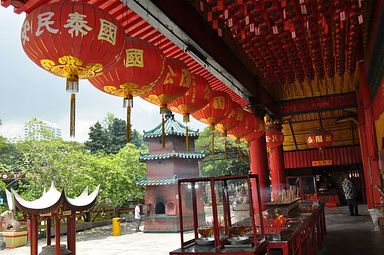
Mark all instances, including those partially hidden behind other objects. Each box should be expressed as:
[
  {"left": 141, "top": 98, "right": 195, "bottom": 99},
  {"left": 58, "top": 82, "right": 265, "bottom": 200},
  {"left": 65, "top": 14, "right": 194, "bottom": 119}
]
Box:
[{"left": 312, "top": 160, "right": 333, "bottom": 167}]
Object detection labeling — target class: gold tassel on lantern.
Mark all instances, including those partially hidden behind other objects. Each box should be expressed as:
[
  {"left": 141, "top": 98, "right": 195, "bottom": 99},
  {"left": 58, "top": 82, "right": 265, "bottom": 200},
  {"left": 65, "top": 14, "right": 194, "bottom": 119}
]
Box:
[
  {"left": 183, "top": 114, "right": 190, "bottom": 152},
  {"left": 123, "top": 96, "right": 133, "bottom": 143},
  {"left": 224, "top": 131, "right": 227, "bottom": 160},
  {"left": 210, "top": 125, "right": 215, "bottom": 156},
  {"left": 66, "top": 75, "right": 79, "bottom": 138},
  {"left": 161, "top": 112, "right": 165, "bottom": 148},
  {"left": 160, "top": 106, "right": 168, "bottom": 148}
]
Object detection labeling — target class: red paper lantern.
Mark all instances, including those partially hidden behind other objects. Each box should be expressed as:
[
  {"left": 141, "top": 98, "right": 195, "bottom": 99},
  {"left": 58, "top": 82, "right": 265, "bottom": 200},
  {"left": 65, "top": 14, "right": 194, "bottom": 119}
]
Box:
[
  {"left": 244, "top": 115, "right": 265, "bottom": 142},
  {"left": 141, "top": 58, "right": 192, "bottom": 111},
  {"left": 305, "top": 129, "right": 334, "bottom": 149},
  {"left": 192, "top": 90, "right": 232, "bottom": 128},
  {"left": 168, "top": 74, "right": 212, "bottom": 151},
  {"left": 216, "top": 102, "right": 244, "bottom": 159},
  {"left": 216, "top": 102, "right": 244, "bottom": 136},
  {"left": 21, "top": 1, "right": 125, "bottom": 137},
  {"left": 192, "top": 90, "right": 232, "bottom": 154},
  {"left": 228, "top": 111, "right": 253, "bottom": 140},
  {"left": 266, "top": 127, "right": 284, "bottom": 149},
  {"left": 168, "top": 74, "right": 212, "bottom": 120},
  {"left": 141, "top": 58, "right": 191, "bottom": 147},
  {"left": 89, "top": 36, "right": 166, "bottom": 142}
]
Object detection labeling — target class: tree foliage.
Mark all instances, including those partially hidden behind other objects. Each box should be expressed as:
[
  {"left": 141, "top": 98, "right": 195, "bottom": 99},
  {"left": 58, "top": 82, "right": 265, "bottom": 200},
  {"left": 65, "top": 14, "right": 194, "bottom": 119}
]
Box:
[
  {"left": 0, "top": 136, "right": 23, "bottom": 171},
  {"left": 0, "top": 119, "right": 146, "bottom": 217},
  {"left": 85, "top": 113, "right": 145, "bottom": 154},
  {"left": 15, "top": 139, "right": 145, "bottom": 210},
  {"left": 195, "top": 127, "right": 250, "bottom": 177}
]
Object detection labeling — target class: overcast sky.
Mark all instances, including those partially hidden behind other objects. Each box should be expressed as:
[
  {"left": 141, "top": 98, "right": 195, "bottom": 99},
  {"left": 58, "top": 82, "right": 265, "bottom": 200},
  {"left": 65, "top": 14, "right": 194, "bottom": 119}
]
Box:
[{"left": 0, "top": 7, "right": 206, "bottom": 142}]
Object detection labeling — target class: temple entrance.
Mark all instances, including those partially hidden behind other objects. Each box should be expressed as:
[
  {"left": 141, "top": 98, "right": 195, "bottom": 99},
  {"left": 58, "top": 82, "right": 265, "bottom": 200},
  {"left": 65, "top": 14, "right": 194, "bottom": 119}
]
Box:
[
  {"left": 286, "top": 164, "right": 365, "bottom": 206},
  {"left": 155, "top": 201, "right": 165, "bottom": 214}
]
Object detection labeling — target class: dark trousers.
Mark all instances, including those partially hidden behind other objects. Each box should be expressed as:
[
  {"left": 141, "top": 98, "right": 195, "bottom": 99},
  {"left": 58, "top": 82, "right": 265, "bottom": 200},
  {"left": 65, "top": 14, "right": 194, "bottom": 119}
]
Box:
[
  {"left": 135, "top": 218, "right": 141, "bottom": 231},
  {"left": 346, "top": 198, "right": 359, "bottom": 216}
]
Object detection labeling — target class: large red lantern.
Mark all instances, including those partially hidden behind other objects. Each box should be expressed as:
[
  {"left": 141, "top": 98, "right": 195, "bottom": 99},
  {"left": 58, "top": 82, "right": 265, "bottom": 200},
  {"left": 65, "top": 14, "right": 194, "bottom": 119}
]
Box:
[
  {"left": 192, "top": 90, "right": 232, "bottom": 154},
  {"left": 244, "top": 115, "right": 265, "bottom": 142},
  {"left": 228, "top": 111, "right": 252, "bottom": 140},
  {"left": 168, "top": 74, "right": 212, "bottom": 151},
  {"left": 216, "top": 102, "right": 244, "bottom": 158},
  {"left": 266, "top": 126, "right": 284, "bottom": 149},
  {"left": 21, "top": 1, "right": 125, "bottom": 137},
  {"left": 141, "top": 58, "right": 192, "bottom": 147},
  {"left": 228, "top": 111, "right": 253, "bottom": 161},
  {"left": 216, "top": 102, "right": 244, "bottom": 136},
  {"left": 305, "top": 129, "right": 334, "bottom": 149},
  {"left": 89, "top": 37, "right": 166, "bottom": 142}
]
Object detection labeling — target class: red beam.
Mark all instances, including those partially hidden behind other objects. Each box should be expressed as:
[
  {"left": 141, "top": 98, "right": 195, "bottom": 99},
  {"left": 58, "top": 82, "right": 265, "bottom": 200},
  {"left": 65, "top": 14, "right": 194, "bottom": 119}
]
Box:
[{"left": 279, "top": 93, "right": 357, "bottom": 116}]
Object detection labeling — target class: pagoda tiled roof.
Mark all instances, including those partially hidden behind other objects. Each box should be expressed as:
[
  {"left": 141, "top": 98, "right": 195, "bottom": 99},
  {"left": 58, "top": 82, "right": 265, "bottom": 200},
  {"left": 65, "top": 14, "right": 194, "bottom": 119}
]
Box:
[
  {"left": 139, "top": 151, "right": 205, "bottom": 161},
  {"left": 143, "top": 115, "right": 199, "bottom": 139},
  {"left": 136, "top": 175, "right": 178, "bottom": 186}
]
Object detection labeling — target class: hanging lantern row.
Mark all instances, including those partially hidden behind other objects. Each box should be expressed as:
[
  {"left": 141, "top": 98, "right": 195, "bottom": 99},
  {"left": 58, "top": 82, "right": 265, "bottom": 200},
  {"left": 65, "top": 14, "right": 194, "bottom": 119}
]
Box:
[
  {"left": 19, "top": 0, "right": 269, "bottom": 155},
  {"left": 305, "top": 129, "right": 334, "bottom": 149}
]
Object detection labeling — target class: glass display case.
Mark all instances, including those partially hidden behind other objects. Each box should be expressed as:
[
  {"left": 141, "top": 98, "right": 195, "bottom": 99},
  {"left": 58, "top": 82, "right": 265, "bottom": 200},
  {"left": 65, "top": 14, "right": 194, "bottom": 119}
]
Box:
[{"left": 170, "top": 174, "right": 266, "bottom": 255}]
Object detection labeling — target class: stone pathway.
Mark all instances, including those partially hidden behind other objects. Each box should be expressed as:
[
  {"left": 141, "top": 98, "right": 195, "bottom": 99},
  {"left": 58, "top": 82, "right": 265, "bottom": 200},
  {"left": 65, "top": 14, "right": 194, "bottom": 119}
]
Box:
[{"left": 319, "top": 205, "right": 384, "bottom": 255}]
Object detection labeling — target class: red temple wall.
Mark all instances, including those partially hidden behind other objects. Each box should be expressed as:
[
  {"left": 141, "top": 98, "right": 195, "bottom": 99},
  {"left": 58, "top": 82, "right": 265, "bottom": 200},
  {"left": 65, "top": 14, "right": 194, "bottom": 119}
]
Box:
[
  {"left": 284, "top": 146, "right": 362, "bottom": 169},
  {"left": 146, "top": 159, "right": 199, "bottom": 179},
  {"left": 147, "top": 136, "right": 196, "bottom": 154}
]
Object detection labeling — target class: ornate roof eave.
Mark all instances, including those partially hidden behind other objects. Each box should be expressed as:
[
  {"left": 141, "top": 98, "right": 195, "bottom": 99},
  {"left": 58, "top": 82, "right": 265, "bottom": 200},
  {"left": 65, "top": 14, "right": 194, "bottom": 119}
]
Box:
[
  {"left": 139, "top": 151, "right": 205, "bottom": 161},
  {"left": 63, "top": 185, "right": 100, "bottom": 211},
  {"left": 10, "top": 182, "right": 64, "bottom": 214},
  {"left": 8, "top": 182, "right": 100, "bottom": 215},
  {"left": 136, "top": 175, "right": 178, "bottom": 186},
  {"left": 143, "top": 114, "right": 199, "bottom": 139}
]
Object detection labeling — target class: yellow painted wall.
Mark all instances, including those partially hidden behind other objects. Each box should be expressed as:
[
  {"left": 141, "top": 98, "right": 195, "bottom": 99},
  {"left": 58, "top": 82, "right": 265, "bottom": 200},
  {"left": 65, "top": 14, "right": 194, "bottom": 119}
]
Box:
[{"left": 375, "top": 112, "right": 384, "bottom": 150}]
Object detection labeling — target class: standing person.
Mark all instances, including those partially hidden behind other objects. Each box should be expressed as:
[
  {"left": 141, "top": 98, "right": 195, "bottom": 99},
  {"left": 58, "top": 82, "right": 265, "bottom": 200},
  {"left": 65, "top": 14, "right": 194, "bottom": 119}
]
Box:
[
  {"left": 342, "top": 174, "right": 359, "bottom": 216},
  {"left": 134, "top": 204, "right": 142, "bottom": 232}
]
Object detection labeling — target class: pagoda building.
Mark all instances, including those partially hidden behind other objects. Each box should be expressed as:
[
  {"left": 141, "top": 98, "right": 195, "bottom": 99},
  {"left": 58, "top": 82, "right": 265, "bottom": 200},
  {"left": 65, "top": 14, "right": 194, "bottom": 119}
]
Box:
[{"left": 138, "top": 114, "right": 205, "bottom": 232}]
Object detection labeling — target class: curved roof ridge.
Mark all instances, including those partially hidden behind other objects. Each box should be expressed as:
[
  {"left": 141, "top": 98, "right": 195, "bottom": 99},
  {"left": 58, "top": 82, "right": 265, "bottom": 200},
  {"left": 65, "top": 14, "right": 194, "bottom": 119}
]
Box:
[{"left": 143, "top": 116, "right": 199, "bottom": 138}]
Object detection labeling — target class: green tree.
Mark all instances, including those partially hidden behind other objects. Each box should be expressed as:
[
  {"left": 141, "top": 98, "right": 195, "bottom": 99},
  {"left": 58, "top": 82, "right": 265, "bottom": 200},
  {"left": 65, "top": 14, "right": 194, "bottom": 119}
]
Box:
[
  {"left": 84, "top": 121, "right": 109, "bottom": 153},
  {"left": 85, "top": 113, "right": 145, "bottom": 154},
  {"left": 131, "top": 129, "right": 144, "bottom": 148},
  {"left": 195, "top": 127, "right": 250, "bottom": 177},
  {"left": 15, "top": 139, "right": 145, "bottom": 218},
  {"left": 0, "top": 136, "right": 23, "bottom": 178}
]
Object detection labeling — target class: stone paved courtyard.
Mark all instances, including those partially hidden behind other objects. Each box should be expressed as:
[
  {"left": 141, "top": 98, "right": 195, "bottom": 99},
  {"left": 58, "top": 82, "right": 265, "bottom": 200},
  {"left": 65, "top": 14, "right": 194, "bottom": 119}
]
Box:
[
  {"left": 1, "top": 206, "right": 382, "bottom": 255},
  {"left": 1, "top": 222, "right": 190, "bottom": 255}
]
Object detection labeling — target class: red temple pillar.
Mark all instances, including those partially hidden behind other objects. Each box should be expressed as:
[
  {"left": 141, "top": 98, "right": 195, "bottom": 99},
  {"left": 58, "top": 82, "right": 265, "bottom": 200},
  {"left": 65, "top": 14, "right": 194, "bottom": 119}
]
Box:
[
  {"left": 46, "top": 218, "right": 51, "bottom": 245},
  {"left": 55, "top": 216, "right": 61, "bottom": 255},
  {"left": 67, "top": 212, "right": 76, "bottom": 255},
  {"left": 30, "top": 215, "right": 38, "bottom": 255},
  {"left": 249, "top": 134, "right": 270, "bottom": 209},
  {"left": 269, "top": 145, "right": 285, "bottom": 200},
  {"left": 357, "top": 62, "right": 382, "bottom": 208}
]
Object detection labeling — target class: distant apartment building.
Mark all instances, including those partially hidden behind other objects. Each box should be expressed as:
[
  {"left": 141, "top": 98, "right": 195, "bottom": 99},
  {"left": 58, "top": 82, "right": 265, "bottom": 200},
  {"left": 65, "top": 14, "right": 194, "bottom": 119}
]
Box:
[{"left": 24, "top": 120, "right": 62, "bottom": 140}]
